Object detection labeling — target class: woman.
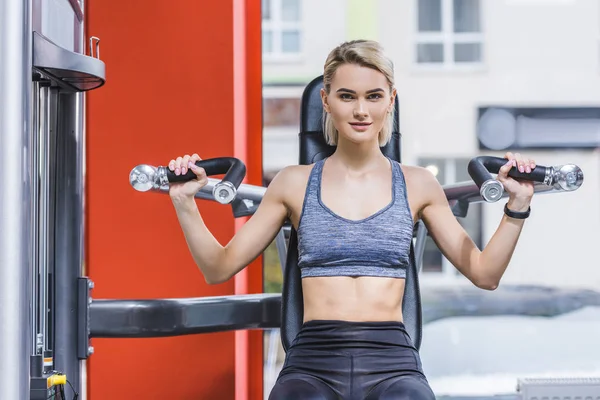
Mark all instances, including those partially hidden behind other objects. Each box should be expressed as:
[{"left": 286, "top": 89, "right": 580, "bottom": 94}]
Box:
[{"left": 167, "top": 40, "right": 536, "bottom": 400}]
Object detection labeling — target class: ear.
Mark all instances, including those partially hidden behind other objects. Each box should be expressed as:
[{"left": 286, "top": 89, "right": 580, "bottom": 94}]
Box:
[
  {"left": 388, "top": 87, "right": 397, "bottom": 113},
  {"left": 320, "top": 88, "right": 330, "bottom": 113}
]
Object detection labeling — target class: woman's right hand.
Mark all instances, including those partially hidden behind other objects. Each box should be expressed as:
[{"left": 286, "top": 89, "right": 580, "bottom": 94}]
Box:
[{"left": 168, "top": 153, "right": 208, "bottom": 200}]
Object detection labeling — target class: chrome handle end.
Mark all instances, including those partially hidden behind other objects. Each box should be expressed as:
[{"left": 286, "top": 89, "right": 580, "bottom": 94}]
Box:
[
  {"left": 212, "top": 181, "right": 237, "bottom": 204},
  {"left": 129, "top": 164, "right": 158, "bottom": 192},
  {"left": 549, "top": 164, "right": 584, "bottom": 191},
  {"left": 480, "top": 179, "right": 504, "bottom": 203}
]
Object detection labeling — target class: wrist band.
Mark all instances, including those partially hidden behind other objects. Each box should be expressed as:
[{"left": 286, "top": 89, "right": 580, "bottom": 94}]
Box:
[{"left": 504, "top": 202, "right": 530, "bottom": 219}]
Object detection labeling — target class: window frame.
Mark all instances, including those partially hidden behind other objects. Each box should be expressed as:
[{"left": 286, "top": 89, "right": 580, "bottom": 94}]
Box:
[
  {"left": 262, "top": 0, "right": 304, "bottom": 62},
  {"left": 414, "top": 0, "right": 485, "bottom": 70}
]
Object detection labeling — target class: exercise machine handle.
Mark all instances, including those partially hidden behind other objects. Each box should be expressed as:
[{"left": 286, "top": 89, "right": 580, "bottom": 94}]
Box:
[
  {"left": 467, "top": 156, "right": 584, "bottom": 203},
  {"left": 129, "top": 157, "right": 247, "bottom": 204}
]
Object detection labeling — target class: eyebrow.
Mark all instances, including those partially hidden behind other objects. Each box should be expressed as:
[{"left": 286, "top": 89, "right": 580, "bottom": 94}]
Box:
[{"left": 336, "top": 88, "right": 385, "bottom": 94}]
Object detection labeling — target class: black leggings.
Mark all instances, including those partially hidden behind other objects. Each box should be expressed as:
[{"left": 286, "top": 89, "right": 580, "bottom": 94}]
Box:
[{"left": 268, "top": 320, "right": 435, "bottom": 400}]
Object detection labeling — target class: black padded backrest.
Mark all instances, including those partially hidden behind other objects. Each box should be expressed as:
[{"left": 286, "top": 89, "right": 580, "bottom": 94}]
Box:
[{"left": 281, "top": 75, "right": 423, "bottom": 351}]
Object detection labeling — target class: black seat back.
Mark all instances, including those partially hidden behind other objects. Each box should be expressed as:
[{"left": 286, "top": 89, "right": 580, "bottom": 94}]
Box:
[{"left": 280, "top": 75, "right": 423, "bottom": 351}]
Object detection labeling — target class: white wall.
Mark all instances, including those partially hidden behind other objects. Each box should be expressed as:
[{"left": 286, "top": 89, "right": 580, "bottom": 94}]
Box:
[
  {"left": 378, "top": 0, "right": 600, "bottom": 289},
  {"left": 262, "top": 0, "right": 348, "bottom": 82}
]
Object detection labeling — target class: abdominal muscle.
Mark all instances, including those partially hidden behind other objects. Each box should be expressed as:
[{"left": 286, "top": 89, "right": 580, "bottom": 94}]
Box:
[{"left": 301, "top": 275, "right": 406, "bottom": 322}]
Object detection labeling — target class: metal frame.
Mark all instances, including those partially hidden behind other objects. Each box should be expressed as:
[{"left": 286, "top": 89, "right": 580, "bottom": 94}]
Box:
[
  {"left": 0, "top": 0, "right": 105, "bottom": 397},
  {"left": 0, "top": 1, "right": 34, "bottom": 399}
]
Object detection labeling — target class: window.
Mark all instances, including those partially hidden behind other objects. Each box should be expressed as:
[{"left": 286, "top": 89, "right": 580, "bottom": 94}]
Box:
[
  {"left": 415, "top": 0, "right": 483, "bottom": 67},
  {"left": 262, "top": 0, "right": 302, "bottom": 59},
  {"left": 418, "top": 157, "right": 483, "bottom": 277}
]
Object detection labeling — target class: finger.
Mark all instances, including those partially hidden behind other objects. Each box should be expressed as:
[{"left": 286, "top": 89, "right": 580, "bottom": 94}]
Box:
[
  {"left": 175, "top": 156, "right": 183, "bottom": 175},
  {"left": 189, "top": 153, "right": 201, "bottom": 169},
  {"left": 168, "top": 159, "right": 176, "bottom": 171},
  {"left": 505, "top": 151, "right": 517, "bottom": 169},
  {"left": 523, "top": 157, "right": 532, "bottom": 173},
  {"left": 514, "top": 153, "right": 525, "bottom": 172},
  {"left": 529, "top": 158, "right": 536, "bottom": 170},
  {"left": 192, "top": 166, "right": 207, "bottom": 180},
  {"left": 181, "top": 154, "right": 191, "bottom": 174},
  {"left": 497, "top": 159, "right": 513, "bottom": 182}
]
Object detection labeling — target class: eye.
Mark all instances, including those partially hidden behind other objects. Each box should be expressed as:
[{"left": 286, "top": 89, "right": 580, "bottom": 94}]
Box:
[
  {"left": 368, "top": 93, "right": 384, "bottom": 100},
  {"left": 339, "top": 93, "right": 354, "bottom": 100}
]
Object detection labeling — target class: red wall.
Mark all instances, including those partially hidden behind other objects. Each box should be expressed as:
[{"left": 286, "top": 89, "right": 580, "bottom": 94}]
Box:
[{"left": 85, "top": 1, "right": 263, "bottom": 399}]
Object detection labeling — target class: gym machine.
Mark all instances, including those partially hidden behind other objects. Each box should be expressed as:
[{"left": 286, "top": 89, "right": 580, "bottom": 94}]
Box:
[{"left": 1, "top": 0, "right": 597, "bottom": 399}]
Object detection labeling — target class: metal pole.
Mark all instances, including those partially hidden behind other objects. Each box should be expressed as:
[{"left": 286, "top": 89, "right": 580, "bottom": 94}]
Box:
[
  {"left": 31, "top": 81, "right": 41, "bottom": 356},
  {"left": 40, "top": 86, "right": 50, "bottom": 354},
  {"left": 0, "top": 0, "right": 33, "bottom": 399},
  {"left": 53, "top": 91, "right": 85, "bottom": 395}
]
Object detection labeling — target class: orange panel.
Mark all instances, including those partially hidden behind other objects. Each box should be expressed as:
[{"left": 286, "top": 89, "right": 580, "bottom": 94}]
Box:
[
  {"left": 232, "top": 0, "right": 264, "bottom": 399},
  {"left": 85, "top": 1, "right": 242, "bottom": 399},
  {"left": 243, "top": 1, "right": 265, "bottom": 399}
]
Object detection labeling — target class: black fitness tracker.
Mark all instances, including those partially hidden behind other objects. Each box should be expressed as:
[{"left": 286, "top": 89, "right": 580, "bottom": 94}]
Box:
[{"left": 504, "top": 202, "right": 531, "bottom": 219}]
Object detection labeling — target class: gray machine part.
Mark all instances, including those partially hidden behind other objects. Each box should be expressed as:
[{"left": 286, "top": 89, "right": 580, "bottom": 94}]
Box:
[
  {"left": 0, "top": 0, "right": 106, "bottom": 398},
  {"left": 0, "top": 1, "right": 33, "bottom": 399},
  {"left": 88, "top": 294, "right": 282, "bottom": 338}
]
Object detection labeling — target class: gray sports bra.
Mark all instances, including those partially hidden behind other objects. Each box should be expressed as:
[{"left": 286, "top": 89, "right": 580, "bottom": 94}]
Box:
[{"left": 297, "top": 157, "right": 414, "bottom": 279}]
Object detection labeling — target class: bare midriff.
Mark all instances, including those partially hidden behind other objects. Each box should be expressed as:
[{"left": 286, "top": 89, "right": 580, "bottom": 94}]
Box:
[{"left": 301, "top": 276, "right": 405, "bottom": 323}]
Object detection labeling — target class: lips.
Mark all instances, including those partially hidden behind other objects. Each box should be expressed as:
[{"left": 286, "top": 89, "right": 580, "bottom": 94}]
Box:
[{"left": 349, "top": 122, "right": 372, "bottom": 132}]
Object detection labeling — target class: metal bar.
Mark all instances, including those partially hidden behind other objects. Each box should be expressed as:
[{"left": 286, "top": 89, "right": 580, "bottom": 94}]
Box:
[
  {"left": 39, "top": 86, "right": 51, "bottom": 354},
  {"left": 444, "top": 180, "right": 557, "bottom": 203},
  {"left": 153, "top": 177, "right": 567, "bottom": 217},
  {"left": 157, "top": 177, "right": 267, "bottom": 203},
  {"left": 67, "top": 0, "right": 83, "bottom": 22},
  {"left": 53, "top": 91, "right": 84, "bottom": 394},
  {"left": 89, "top": 294, "right": 282, "bottom": 338},
  {"left": 0, "top": 0, "right": 33, "bottom": 398},
  {"left": 31, "top": 80, "right": 41, "bottom": 355}
]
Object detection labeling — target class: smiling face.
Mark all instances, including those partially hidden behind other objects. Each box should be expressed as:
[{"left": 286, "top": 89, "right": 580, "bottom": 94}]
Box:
[{"left": 321, "top": 63, "right": 396, "bottom": 147}]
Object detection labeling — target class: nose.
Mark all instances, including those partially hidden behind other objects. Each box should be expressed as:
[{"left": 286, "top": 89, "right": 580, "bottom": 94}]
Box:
[{"left": 353, "top": 99, "right": 368, "bottom": 118}]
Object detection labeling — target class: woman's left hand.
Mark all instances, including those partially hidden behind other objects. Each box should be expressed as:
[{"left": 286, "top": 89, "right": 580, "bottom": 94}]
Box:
[{"left": 496, "top": 152, "right": 535, "bottom": 211}]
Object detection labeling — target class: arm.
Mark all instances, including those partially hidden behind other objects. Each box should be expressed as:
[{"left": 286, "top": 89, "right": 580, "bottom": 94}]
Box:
[
  {"left": 171, "top": 165, "right": 292, "bottom": 284},
  {"left": 417, "top": 154, "right": 535, "bottom": 290}
]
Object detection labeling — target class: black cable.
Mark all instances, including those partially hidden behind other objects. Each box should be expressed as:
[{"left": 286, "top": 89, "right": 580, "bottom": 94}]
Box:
[
  {"left": 66, "top": 379, "right": 79, "bottom": 400},
  {"left": 46, "top": 372, "right": 79, "bottom": 400}
]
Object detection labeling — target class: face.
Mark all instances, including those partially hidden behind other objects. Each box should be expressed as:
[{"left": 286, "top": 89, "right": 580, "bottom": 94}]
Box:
[{"left": 321, "top": 64, "right": 396, "bottom": 146}]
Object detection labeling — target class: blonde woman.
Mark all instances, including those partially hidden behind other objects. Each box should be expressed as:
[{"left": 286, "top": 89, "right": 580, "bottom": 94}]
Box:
[{"left": 168, "top": 40, "right": 536, "bottom": 399}]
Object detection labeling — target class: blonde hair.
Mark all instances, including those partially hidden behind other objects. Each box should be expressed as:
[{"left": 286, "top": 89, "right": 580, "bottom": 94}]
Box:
[{"left": 322, "top": 40, "right": 396, "bottom": 147}]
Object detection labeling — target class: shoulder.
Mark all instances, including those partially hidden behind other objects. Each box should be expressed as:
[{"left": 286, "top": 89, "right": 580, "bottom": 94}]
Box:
[
  {"left": 395, "top": 162, "right": 445, "bottom": 208},
  {"left": 266, "top": 164, "right": 314, "bottom": 197},
  {"left": 396, "top": 163, "right": 439, "bottom": 190}
]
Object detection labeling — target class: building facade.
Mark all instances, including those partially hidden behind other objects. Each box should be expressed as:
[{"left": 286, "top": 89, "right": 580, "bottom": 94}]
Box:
[{"left": 262, "top": 0, "right": 600, "bottom": 290}]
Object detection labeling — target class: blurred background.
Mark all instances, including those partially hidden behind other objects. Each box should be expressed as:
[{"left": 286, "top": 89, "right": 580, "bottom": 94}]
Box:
[{"left": 260, "top": 0, "right": 600, "bottom": 397}]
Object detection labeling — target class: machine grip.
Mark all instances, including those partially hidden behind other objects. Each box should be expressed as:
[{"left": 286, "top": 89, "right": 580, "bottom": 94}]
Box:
[
  {"left": 129, "top": 157, "right": 247, "bottom": 204},
  {"left": 468, "top": 156, "right": 547, "bottom": 202},
  {"left": 468, "top": 156, "right": 546, "bottom": 185},
  {"left": 166, "top": 157, "right": 246, "bottom": 188}
]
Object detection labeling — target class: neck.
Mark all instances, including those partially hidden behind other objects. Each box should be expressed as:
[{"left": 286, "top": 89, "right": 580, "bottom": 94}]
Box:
[{"left": 330, "top": 138, "right": 386, "bottom": 171}]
